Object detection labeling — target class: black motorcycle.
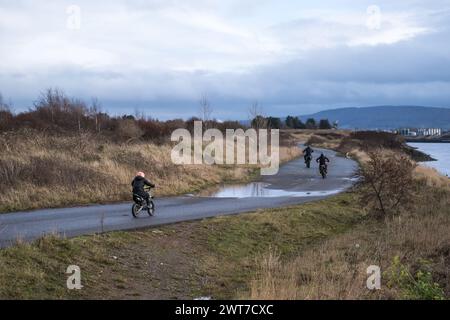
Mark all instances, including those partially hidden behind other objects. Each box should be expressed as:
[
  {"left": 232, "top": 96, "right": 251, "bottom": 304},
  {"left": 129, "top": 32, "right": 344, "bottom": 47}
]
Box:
[
  {"left": 132, "top": 187, "right": 155, "bottom": 218},
  {"left": 305, "top": 155, "right": 312, "bottom": 168},
  {"left": 319, "top": 164, "right": 327, "bottom": 179}
]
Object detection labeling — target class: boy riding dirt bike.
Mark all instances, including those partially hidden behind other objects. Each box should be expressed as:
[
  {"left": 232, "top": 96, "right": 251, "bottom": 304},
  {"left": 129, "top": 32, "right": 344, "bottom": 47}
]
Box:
[
  {"left": 131, "top": 172, "right": 156, "bottom": 217},
  {"left": 303, "top": 146, "right": 314, "bottom": 168},
  {"left": 316, "top": 153, "right": 330, "bottom": 179}
]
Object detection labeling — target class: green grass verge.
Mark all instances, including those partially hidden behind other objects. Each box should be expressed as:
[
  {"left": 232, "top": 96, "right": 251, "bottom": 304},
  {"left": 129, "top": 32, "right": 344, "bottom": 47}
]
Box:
[{"left": 0, "top": 192, "right": 365, "bottom": 299}]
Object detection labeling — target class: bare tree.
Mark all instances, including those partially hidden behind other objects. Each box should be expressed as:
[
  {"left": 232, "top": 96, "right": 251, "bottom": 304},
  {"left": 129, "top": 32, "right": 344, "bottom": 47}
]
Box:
[
  {"left": 71, "top": 99, "right": 86, "bottom": 132},
  {"left": 199, "top": 95, "right": 213, "bottom": 128},
  {"left": 359, "top": 150, "right": 416, "bottom": 219},
  {"left": 89, "top": 97, "right": 102, "bottom": 132},
  {"left": 248, "top": 100, "right": 267, "bottom": 130},
  {"left": 34, "top": 88, "right": 70, "bottom": 124},
  {"left": 134, "top": 107, "right": 146, "bottom": 121}
]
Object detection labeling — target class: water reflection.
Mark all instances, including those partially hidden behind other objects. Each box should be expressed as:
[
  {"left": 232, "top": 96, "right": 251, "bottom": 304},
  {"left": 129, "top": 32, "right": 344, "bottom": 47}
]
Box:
[{"left": 208, "top": 182, "right": 342, "bottom": 198}]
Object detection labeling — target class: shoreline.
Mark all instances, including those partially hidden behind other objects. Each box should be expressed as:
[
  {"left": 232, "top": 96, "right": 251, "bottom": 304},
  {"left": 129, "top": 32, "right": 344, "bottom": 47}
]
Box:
[{"left": 405, "top": 139, "right": 450, "bottom": 143}]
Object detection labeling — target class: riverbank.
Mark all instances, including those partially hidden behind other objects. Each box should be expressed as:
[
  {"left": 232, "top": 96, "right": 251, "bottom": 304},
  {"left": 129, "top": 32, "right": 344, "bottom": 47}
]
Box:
[
  {"left": 405, "top": 138, "right": 450, "bottom": 143},
  {"left": 408, "top": 142, "right": 450, "bottom": 177},
  {"left": 247, "top": 184, "right": 450, "bottom": 299},
  {"left": 251, "top": 129, "right": 450, "bottom": 299}
]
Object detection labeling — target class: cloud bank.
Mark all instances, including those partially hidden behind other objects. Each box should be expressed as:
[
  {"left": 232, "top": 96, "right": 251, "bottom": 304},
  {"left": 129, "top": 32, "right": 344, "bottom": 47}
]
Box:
[{"left": 0, "top": 0, "right": 449, "bottom": 118}]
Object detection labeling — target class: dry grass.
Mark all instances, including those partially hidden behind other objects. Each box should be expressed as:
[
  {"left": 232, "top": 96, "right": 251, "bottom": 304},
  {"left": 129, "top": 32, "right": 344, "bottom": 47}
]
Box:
[
  {"left": 246, "top": 162, "right": 450, "bottom": 300},
  {"left": 289, "top": 129, "right": 351, "bottom": 149},
  {"left": 0, "top": 191, "right": 361, "bottom": 299},
  {"left": 246, "top": 130, "right": 450, "bottom": 300},
  {"left": 414, "top": 166, "right": 450, "bottom": 190},
  {"left": 0, "top": 130, "right": 300, "bottom": 212},
  {"left": 249, "top": 199, "right": 450, "bottom": 299}
]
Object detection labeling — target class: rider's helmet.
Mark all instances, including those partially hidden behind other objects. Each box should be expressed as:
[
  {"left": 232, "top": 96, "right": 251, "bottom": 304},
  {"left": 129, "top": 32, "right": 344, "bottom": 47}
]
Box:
[
  {"left": 137, "top": 171, "right": 145, "bottom": 178},
  {"left": 320, "top": 153, "right": 324, "bottom": 157}
]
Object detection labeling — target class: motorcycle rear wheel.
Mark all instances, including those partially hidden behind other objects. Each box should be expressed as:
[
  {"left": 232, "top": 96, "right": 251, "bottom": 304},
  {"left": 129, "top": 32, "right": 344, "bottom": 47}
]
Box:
[
  {"left": 147, "top": 201, "right": 155, "bottom": 216},
  {"left": 132, "top": 203, "right": 143, "bottom": 218}
]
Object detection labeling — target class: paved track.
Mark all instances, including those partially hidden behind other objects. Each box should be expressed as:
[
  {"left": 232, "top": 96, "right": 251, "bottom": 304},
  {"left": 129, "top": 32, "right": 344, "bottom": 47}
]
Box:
[{"left": 0, "top": 147, "right": 357, "bottom": 247}]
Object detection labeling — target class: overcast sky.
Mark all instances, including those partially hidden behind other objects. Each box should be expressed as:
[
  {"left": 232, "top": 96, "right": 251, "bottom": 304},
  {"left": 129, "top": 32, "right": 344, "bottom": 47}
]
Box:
[{"left": 1, "top": 0, "right": 450, "bottom": 119}]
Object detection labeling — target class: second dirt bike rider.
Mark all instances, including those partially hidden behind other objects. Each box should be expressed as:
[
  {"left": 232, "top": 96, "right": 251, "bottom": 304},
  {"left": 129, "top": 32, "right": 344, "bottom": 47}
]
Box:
[
  {"left": 316, "top": 153, "right": 330, "bottom": 173},
  {"left": 303, "top": 145, "right": 314, "bottom": 167},
  {"left": 131, "top": 172, "right": 155, "bottom": 207}
]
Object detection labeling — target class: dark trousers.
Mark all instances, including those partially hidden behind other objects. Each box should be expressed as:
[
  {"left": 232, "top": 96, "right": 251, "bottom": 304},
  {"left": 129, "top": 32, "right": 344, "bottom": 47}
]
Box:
[{"left": 136, "top": 191, "right": 150, "bottom": 206}]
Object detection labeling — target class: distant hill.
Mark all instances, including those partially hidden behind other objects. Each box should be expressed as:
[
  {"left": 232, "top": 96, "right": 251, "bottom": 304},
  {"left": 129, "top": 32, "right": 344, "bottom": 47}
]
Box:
[{"left": 300, "top": 106, "right": 450, "bottom": 130}]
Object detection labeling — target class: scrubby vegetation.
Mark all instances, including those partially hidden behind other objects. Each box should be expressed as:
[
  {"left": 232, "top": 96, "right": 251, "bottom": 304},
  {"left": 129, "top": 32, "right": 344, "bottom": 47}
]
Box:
[
  {"left": 248, "top": 184, "right": 450, "bottom": 299},
  {"left": 358, "top": 151, "right": 416, "bottom": 219},
  {"left": 0, "top": 129, "right": 301, "bottom": 212},
  {"left": 251, "top": 115, "right": 334, "bottom": 130},
  {"left": 0, "top": 89, "right": 244, "bottom": 143},
  {"left": 246, "top": 130, "right": 450, "bottom": 300},
  {"left": 0, "top": 89, "right": 302, "bottom": 212}
]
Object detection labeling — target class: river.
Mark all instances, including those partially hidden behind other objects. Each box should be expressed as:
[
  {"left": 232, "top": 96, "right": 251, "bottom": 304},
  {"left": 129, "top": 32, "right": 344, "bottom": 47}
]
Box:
[{"left": 408, "top": 143, "right": 450, "bottom": 177}]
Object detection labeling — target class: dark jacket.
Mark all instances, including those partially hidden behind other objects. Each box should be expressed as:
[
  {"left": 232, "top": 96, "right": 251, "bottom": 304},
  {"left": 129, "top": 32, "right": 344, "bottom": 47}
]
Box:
[
  {"left": 303, "top": 146, "right": 314, "bottom": 156},
  {"left": 316, "top": 155, "right": 330, "bottom": 166},
  {"left": 131, "top": 176, "right": 155, "bottom": 195}
]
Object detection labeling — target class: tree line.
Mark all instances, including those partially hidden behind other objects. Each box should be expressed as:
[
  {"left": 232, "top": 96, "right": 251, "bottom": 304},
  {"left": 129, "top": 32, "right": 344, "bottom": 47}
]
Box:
[
  {"left": 0, "top": 89, "right": 243, "bottom": 143},
  {"left": 251, "top": 115, "right": 335, "bottom": 130},
  {"left": 0, "top": 89, "right": 335, "bottom": 143}
]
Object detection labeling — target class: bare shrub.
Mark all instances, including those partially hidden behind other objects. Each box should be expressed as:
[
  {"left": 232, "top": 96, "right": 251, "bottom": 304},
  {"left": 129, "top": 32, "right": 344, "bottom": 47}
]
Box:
[
  {"left": 247, "top": 187, "right": 450, "bottom": 300},
  {"left": 248, "top": 101, "right": 267, "bottom": 130},
  {"left": 27, "top": 156, "right": 106, "bottom": 187},
  {"left": 305, "top": 134, "right": 327, "bottom": 145},
  {"left": 115, "top": 119, "right": 143, "bottom": 142},
  {"left": 0, "top": 158, "right": 26, "bottom": 192},
  {"left": 359, "top": 150, "right": 416, "bottom": 219},
  {"left": 0, "top": 93, "right": 13, "bottom": 130}
]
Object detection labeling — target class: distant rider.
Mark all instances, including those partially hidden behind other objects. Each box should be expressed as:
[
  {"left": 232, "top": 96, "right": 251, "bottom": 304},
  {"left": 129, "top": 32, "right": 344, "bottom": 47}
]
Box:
[
  {"left": 316, "top": 153, "right": 330, "bottom": 173},
  {"left": 131, "top": 172, "right": 155, "bottom": 206},
  {"left": 303, "top": 145, "right": 314, "bottom": 162}
]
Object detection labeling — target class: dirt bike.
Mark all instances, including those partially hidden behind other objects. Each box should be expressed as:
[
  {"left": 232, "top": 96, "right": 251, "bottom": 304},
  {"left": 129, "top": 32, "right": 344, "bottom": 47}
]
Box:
[
  {"left": 319, "top": 164, "right": 327, "bottom": 179},
  {"left": 305, "top": 155, "right": 312, "bottom": 168},
  {"left": 132, "top": 187, "right": 155, "bottom": 218}
]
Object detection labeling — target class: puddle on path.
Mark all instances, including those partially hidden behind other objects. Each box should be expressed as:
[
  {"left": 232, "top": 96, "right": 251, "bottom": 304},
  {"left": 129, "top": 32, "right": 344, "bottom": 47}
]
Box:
[{"left": 204, "top": 182, "right": 343, "bottom": 198}]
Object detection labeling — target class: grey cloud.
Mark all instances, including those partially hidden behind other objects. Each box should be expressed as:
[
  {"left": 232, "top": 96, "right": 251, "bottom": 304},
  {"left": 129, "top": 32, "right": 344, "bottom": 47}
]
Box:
[{"left": 1, "top": 0, "right": 450, "bottom": 119}]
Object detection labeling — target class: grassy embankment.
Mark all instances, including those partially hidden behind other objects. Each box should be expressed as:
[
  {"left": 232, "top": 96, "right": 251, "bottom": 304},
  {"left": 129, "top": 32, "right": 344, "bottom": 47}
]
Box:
[
  {"left": 0, "top": 130, "right": 448, "bottom": 299},
  {"left": 0, "top": 192, "right": 363, "bottom": 299},
  {"left": 248, "top": 130, "right": 450, "bottom": 299},
  {"left": 0, "top": 130, "right": 300, "bottom": 212}
]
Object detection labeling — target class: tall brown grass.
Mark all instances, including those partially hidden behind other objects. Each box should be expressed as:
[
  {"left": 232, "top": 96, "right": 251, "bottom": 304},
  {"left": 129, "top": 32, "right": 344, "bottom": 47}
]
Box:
[
  {"left": 0, "top": 130, "right": 300, "bottom": 212},
  {"left": 247, "top": 130, "right": 450, "bottom": 299},
  {"left": 248, "top": 185, "right": 450, "bottom": 299}
]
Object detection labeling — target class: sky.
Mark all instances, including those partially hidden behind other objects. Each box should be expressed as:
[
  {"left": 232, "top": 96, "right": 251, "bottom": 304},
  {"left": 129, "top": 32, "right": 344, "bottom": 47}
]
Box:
[{"left": 1, "top": 0, "right": 450, "bottom": 120}]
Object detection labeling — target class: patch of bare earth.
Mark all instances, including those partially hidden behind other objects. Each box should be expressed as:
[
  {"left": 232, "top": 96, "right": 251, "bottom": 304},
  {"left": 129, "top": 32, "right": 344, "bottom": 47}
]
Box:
[{"left": 77, "top": 223, "right": 211, "bottom": 299}]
